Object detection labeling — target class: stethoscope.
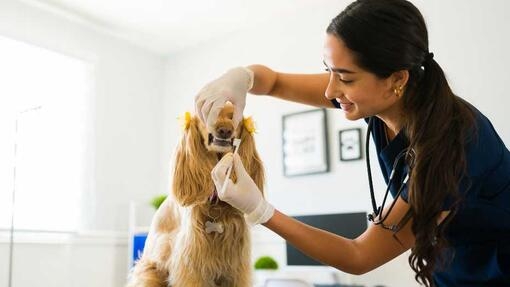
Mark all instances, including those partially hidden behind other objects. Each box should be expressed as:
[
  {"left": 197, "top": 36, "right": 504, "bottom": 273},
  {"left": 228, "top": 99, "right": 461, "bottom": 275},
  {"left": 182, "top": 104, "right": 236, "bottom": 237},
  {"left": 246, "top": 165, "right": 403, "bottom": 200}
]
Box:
[{"left": 365, "top": 117, "right": 414, "bottom": 231}]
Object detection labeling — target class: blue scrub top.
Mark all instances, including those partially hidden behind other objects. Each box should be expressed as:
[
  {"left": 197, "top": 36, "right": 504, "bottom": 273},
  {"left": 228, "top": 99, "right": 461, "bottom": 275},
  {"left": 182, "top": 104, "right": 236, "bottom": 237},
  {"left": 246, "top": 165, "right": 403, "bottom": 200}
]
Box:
[{"left": 332, "top": 100, "right": 510, "bottom": 285}]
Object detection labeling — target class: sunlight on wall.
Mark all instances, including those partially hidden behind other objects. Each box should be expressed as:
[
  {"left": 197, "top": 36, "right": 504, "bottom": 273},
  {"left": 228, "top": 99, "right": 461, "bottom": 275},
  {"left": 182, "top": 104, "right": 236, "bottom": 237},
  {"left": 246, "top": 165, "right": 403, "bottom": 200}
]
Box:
[{"left": 0, "top": 35, "right": 94, "bottom": 232}]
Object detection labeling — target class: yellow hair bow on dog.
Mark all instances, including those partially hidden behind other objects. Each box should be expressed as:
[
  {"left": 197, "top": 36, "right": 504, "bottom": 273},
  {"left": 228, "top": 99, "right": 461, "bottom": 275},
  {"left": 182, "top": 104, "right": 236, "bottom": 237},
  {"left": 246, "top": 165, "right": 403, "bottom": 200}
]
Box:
[
  {"left": 179, "top": 111, "right": 192, "bottom": 131},
  {"left": 243, "top": 117, "right": 257, "bottom": 135}
]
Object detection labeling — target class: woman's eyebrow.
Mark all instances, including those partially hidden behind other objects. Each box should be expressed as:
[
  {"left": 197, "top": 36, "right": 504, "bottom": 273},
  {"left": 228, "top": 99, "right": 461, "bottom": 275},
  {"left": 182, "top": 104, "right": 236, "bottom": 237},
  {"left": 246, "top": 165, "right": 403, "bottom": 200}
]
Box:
[{"left": 323, "top": 60, "right": 356, "bottom": 74}]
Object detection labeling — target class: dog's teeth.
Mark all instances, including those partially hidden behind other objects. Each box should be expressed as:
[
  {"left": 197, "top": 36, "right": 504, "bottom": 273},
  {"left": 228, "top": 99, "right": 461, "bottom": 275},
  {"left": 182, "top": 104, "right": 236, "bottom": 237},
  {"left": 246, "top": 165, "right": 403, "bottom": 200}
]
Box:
[{"left": 212, "top": 137, "right": 233, "bottom": 147}]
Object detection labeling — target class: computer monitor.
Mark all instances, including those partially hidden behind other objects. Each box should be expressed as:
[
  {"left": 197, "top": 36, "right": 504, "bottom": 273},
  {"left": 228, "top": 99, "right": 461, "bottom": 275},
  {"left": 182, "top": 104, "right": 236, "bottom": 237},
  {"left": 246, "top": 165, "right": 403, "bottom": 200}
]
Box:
[{"left": 286, "top": 212, "right": 367, "bottom": 266}]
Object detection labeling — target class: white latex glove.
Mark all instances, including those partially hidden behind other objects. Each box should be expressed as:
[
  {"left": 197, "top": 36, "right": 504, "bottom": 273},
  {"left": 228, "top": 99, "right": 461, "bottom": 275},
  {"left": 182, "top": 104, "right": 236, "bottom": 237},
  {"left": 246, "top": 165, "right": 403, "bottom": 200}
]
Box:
[
  {"left": 211, "top": 153, "right": 274, "bottom": 225},
  {"left": 195, "top": 67, "right": 254, "bottom": 130}
]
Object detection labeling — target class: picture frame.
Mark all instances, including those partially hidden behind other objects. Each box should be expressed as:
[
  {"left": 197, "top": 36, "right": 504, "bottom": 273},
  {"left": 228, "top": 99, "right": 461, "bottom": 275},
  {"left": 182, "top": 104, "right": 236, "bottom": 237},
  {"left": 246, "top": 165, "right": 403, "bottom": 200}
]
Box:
[
  {"left": 282, "top": 108, "right": 329, "bottom": 177},
  {"left": 339, "top": 128, "right": 362, "bottom": 161}
]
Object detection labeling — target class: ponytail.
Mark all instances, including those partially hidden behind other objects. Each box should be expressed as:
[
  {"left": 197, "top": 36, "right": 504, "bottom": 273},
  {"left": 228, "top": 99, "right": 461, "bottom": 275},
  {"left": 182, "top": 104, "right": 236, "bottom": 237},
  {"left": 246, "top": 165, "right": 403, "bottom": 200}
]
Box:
[{"left": 403, "top": 55, "right": 474, "bottom": 286}]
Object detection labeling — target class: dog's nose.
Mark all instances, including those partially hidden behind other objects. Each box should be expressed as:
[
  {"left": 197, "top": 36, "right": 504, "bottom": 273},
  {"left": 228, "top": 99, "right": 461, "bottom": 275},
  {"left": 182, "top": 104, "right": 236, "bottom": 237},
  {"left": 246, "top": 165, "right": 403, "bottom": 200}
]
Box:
[{"left": 217, "top": 127, "right": 232, "bottom": 139}]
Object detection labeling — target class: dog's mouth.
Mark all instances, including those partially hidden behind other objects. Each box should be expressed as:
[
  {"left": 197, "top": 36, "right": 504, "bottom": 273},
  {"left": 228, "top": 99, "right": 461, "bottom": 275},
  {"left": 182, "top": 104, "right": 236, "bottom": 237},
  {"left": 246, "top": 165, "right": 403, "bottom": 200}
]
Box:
[
  {"left": 208, "top": 134, "right": 234, "bottom": 147},
  {"left": 207, "top": 131, "right": 235, "bottom": 204}
]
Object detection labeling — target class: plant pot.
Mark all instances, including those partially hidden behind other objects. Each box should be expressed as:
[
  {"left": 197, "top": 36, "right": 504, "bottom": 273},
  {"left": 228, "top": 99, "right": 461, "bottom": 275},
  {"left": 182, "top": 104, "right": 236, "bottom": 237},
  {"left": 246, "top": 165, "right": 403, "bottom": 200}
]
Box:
[{"left": 255, "top": 269, "right": 278, "bottom": 286}]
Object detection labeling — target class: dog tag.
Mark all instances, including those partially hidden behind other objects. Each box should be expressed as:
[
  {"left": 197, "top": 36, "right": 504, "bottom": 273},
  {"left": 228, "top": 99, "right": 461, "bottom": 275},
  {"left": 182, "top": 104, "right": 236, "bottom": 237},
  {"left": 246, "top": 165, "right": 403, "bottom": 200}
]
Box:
[{"left": 205, "top": 221, "right": 224, "bottom": 234}]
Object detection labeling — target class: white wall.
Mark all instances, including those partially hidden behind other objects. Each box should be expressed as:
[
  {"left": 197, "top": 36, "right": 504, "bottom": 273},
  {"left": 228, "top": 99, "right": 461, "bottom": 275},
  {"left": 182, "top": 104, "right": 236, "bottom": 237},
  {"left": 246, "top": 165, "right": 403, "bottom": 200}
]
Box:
[
  {"left": 0, "top": 0, "right": 166, "bottom": 286},
  {"left": 1, "top": 0, "right": 167, "bottom": 231},
  {"left": 163, "top": 1, "right": 510, "bottom": 286},
  {"left": 1, "top": 0, "right": 508, "bottom": 286}
]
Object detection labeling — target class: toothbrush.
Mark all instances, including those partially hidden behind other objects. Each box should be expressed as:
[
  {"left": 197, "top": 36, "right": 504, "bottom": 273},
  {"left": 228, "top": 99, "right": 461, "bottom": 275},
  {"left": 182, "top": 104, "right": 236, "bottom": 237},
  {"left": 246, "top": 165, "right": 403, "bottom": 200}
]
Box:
[{"left": 220, "top": 138, "right": 241, "bottom": 195}]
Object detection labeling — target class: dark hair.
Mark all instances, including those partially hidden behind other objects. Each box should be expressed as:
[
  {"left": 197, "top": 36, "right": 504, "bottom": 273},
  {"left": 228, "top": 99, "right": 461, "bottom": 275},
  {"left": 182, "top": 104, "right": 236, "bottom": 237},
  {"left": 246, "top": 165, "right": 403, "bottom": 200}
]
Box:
[{"left": 327, "top": 0, "right": 474, "bottom": 286}]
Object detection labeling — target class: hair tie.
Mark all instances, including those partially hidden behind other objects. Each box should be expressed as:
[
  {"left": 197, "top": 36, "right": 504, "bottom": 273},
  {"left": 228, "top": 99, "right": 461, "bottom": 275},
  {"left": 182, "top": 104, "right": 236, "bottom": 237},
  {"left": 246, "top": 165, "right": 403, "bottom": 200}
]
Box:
[
  {"left": 420, "top": 52, "right": 434, "bottom": 71},
  {"left": 179, "top": 111, "right": 192, "bottom": 130},
  {"left": 424, "top": 52, "right": 434, "bottom": 63},
  {"left": 243, "top": 117, "right": 257, "bottom": 135}
]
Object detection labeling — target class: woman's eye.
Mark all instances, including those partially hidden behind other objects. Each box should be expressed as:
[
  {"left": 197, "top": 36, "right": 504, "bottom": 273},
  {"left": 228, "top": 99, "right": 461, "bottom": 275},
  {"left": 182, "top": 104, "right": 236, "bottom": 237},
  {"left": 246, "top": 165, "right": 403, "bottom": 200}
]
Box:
[
  {"left": 325, "top": 68, "right": 354, "bottom": 84},
  {"left": 337, "top": 76, "right": 353, "bottom": 84}
]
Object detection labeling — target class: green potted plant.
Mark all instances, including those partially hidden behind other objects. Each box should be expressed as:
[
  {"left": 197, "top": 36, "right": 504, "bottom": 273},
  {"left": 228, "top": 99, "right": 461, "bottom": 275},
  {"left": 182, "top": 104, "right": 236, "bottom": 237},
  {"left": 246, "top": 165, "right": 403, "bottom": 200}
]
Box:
[
  {"left": 150, "top": 194, "right": 167, "bottom": 210},
  {"left": 254, "top": 256, "right": 279, "bottom": 285},
  {"left": 254, "top": 256, "right": 279, "bottom": 270}
]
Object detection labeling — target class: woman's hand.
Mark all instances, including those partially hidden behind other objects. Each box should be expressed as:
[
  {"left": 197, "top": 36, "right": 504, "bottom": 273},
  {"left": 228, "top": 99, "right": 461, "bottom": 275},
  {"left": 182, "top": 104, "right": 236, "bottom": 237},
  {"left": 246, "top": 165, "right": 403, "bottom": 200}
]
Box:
[
  {"left": 195, "top": 67, "right": 254, "bottom": 130},
  {"left": 211, "top": 152, "right": 274, "bottom": 225}
]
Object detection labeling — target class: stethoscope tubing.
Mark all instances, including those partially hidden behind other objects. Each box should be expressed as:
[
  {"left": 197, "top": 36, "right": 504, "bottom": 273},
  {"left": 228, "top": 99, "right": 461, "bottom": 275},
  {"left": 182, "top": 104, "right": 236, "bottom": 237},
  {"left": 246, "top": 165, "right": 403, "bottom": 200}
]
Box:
[{"left": 365, "top": 117, "right": 411, "bottom": 228}]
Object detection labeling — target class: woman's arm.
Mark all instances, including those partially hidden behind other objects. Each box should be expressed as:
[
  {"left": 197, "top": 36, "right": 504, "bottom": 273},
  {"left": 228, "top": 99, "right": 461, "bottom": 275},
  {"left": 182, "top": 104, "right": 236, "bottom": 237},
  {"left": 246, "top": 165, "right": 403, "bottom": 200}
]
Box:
[
  {"left": 248, "top": 64, "right": 334, "bottom": 108},
  {"left": 264, "top": 197, "right": 416, "bottom": 274}
]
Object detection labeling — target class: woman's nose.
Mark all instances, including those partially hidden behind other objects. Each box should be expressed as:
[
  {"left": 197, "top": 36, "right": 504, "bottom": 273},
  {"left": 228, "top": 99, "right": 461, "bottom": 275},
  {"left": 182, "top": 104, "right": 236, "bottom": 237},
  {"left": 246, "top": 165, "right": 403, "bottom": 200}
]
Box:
[{"left": 324, "top": 73, "right": 341, "bottom": 100}]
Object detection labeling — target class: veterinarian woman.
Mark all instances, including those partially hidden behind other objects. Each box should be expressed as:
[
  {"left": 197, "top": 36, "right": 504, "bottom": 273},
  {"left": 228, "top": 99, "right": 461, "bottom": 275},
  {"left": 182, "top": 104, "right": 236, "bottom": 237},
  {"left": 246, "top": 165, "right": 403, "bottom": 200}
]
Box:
[{"left": 196, "top": 0, "right": 510, "bottom": 285}]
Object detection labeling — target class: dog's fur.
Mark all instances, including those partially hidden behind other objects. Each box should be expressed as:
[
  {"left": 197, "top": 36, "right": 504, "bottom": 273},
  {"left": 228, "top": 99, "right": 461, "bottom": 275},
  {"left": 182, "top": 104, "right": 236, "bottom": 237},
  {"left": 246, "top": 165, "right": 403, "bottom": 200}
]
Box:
[{"left": 126, "top": 104, "right": 264, "bottom": 287}]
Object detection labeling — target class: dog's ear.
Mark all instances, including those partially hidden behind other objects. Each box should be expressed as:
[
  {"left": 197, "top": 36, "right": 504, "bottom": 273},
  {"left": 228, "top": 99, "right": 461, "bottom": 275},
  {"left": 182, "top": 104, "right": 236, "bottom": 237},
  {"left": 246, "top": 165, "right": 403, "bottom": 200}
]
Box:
[
  {"left": 237, "top": 118, "right": 265, "bottom": 194},
  {"left": 172, "top": 116, "right": 216, "bottom": 206}
]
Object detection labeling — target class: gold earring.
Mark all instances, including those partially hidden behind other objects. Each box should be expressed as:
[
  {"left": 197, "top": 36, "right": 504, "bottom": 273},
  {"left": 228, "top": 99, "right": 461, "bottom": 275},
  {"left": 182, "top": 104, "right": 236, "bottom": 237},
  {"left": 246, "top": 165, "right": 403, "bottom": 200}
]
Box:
[{"left": 394, "top": 86, "right": 404, "bottom": 98}]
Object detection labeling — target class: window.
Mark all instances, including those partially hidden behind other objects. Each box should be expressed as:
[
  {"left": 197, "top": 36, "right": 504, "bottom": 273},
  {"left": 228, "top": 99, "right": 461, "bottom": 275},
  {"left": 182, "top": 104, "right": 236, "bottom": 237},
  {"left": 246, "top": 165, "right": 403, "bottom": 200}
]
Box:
[{"left": 0, "top": 35, "right": 94, "bottom": 232}]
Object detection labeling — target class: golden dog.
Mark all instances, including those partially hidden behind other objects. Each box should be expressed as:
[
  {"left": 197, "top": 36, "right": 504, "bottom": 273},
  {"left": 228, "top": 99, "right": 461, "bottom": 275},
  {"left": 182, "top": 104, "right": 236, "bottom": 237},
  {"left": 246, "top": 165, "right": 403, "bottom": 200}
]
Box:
[{"left": 126, "top": 103, "right": 264, "bottom": 287}]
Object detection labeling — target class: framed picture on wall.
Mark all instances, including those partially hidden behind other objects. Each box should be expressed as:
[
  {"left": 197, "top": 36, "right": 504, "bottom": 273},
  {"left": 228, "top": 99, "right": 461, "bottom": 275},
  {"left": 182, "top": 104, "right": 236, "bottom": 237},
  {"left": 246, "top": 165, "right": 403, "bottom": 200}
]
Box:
[
  {"left": 339, "top": 128, "right": 362, "bottom": 161},
  {"left": 282, "top": 108, "right": 329, "bottom": 177}
]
